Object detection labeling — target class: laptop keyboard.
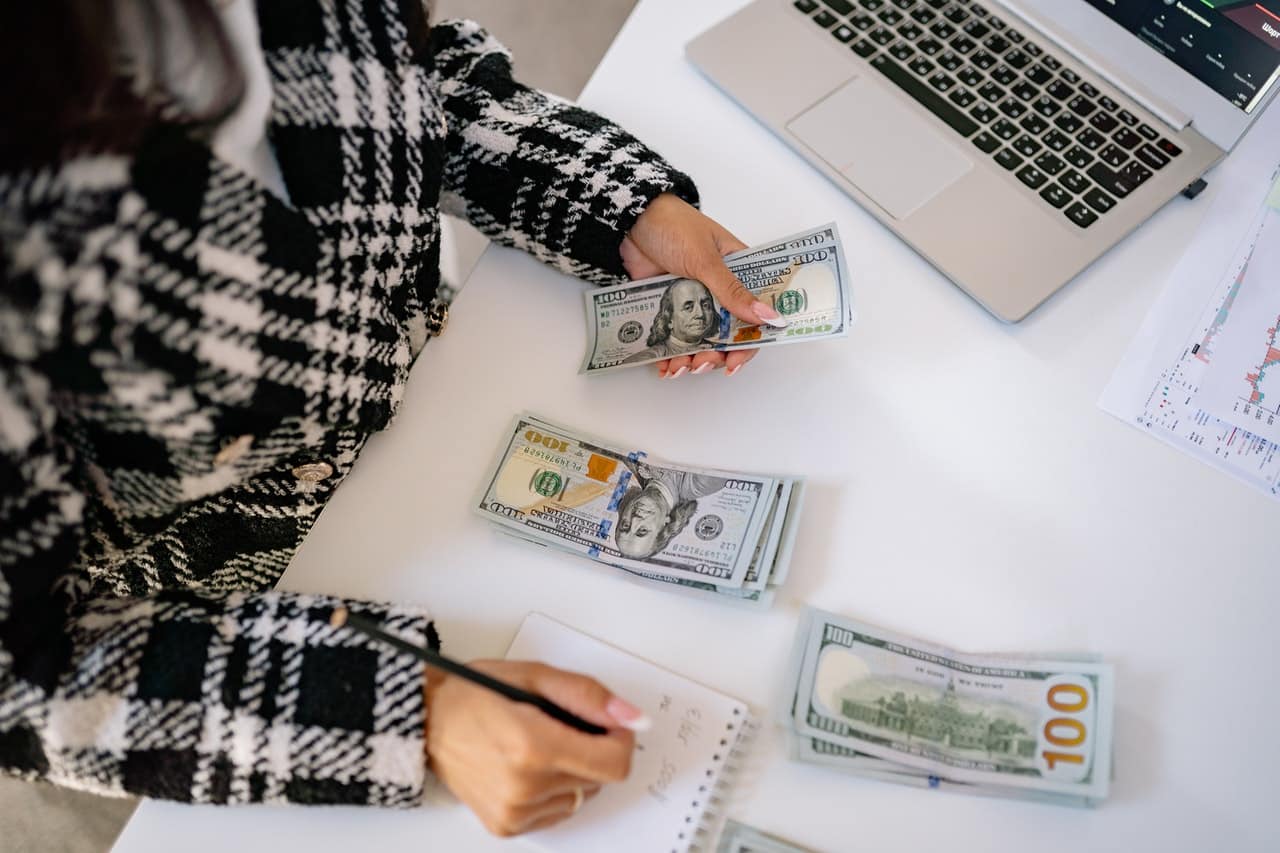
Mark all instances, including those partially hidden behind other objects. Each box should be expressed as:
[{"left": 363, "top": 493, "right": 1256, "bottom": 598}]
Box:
[{"left": 791, "top": 0, "right": 1184, "bottom": 229}]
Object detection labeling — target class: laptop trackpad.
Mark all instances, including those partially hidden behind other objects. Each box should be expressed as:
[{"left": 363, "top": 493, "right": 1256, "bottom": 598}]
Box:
[{"left": 787, "top": 76, "right": 973, "bottom": 220}]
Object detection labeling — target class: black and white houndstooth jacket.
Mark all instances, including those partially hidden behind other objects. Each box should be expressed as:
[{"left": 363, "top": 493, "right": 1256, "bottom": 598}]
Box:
[{"left": 0, "top": 1, "right": 697, "bottom": 807}]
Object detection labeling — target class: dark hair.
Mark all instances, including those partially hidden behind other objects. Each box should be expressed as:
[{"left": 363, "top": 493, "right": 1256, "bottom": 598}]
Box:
[{"left": 0, "top": 1, "right": 245, "bottom": 171}]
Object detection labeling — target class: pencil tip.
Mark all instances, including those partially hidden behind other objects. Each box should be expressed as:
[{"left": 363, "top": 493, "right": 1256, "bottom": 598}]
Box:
[{"left": 329, "top": 607, "right": 348, "bottom": 628}]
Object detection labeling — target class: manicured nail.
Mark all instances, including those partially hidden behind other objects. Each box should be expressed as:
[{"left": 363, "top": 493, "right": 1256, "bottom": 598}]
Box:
[
  {"left": 692, "top": 363, "right": 714, "bottom": 375},
  {"left": 670, "top": 366, "right": 688, "bottom": 379},
  {"left": 606, "top": 697, "right": 653, "bottom": 732},
  {"left": 752, "top": 302, "right": 788, "bottom": 328},
  {"left": 726, "top": 363, "right": 743, "bottom": 377}
]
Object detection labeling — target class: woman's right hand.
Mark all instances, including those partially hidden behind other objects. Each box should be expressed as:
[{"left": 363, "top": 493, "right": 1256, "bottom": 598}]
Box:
[{"left": 424, "top": 660, "right": 646, "bottom": 837}]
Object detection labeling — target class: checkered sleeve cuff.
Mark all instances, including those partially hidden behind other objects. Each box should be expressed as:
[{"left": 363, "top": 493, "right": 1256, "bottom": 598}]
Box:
[
  {"left": 430, "top": 19, "right": 701, "bottom": 285},
  {"left": 6, "top": 589, "right": 434, "bottom": 807}
]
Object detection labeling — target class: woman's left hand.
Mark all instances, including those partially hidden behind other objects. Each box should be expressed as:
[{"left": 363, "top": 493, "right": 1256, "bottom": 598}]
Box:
[{"left": 622, "top": 194, "right": 784, "bottom": 379}]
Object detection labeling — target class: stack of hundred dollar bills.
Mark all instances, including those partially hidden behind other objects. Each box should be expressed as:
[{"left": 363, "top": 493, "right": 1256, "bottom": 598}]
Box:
[
  {"left": 581, "top": 224, "right": 852, "bottom": 373},
  {"left": 475, "top": 414, "right": 804, "bottom": 607},
  {"left": 782, "top": 607, "right": 1115, "bottom": 806}
]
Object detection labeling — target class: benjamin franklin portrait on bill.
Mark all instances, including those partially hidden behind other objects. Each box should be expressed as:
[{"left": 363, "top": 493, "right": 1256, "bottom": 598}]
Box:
[{"left": 622, "top": 278, "right": 721, "bottom": 363}]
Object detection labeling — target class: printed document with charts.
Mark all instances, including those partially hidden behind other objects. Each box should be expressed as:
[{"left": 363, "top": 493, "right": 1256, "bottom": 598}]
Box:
[
  {"left": 506, "top": 613, "right": 755, "bottom": 853},
  {"left": 1099, "top": 105, "right": 1280, "bottom": 501}
]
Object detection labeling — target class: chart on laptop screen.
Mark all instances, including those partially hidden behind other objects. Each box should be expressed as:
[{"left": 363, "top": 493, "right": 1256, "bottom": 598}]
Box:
[{"left": 1083, "top": 0, "right": 1280, "bottom": 111}]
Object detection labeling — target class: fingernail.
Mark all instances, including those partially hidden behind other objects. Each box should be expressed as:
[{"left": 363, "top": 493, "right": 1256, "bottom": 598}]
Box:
[
  {"left": 752, "top": 302, "right": 788, "bottom": 328},
  {"left": 670, "top": 366, "right": 688, "bottom": 379},
  {"left": 726, "top": 363, "right": 743, "bottom": 377},
  {"left": 606, "top": 697, "right": 653, "bottom": 732},
  {"left": 692, "top": 363, "right": 714, "bottom": 375}
]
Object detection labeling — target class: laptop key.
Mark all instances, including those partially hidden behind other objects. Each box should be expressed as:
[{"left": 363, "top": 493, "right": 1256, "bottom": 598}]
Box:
[
  {"left": 1117, "top": 109, "right": 1139, "bottom": 127},
  {"left": 1013, "top": 135, "right": 1042, "bottom": 157},
  {"left": 852, "top": 38, "right": 878, "bottom": 57},
  {"left": 970, "top": 102, "right": 998, "bottom": 124},
  {"left": 971, "top": 49, "right": 998, "bottom": 70},
  {"left": 1005, "top": 27, "right": 1025, "bottom": 43},
  {"left": 891, "top": 0, "right": 915, "bottom": 8},
  {"left": 868, "top": 54, "right": 980, "bottom": 136},
  {"left": 1061, "top": 169, "right": 1088, "bottom": 194},
  {"left": 1080, "top": 82, "right": 1100, "bottom": 98},
  {"left": 992, "top": 119, "right": 1019, "bottom": 140},
  {"left": 995, "top": 148, "right": 1024, "bottom": 171},
  {"left": 1090, "top": 112, "right": 1119, "bottom": 134},
  {"left": 1098, "top": 95, "right": 1120, "bottom": 112},
  {"left": 1135, "top": 143, "right": 1170, "bottom": 169},
  {"left": 912, "top": 6, "right": 937, "bottom": 24},
  {"left": 938, "top": 51, "right": 964, "bottom": 71},
  {"left": 889, "top": 41, "right": 916, "bottom": 60},
  {"left": 1060, "top": 68, "right": 1081, "bottom": 84},
  {"left": 1012, "top": 81, "right": 1038, "bottom": 101},
  {"left": 794, "top": 0, "right": 820, "bottom": 12},
  {"left": 1005, "top": 49, "right": 1031, "bottom": 70},
  {"left": 951, "top": 35, "right": 978, "bottom": 53},
  {"left": 1086, "top": 163, "right": 1137, "bottom": 198},
  {"left": 1157, "top": 138, "right": 1183, "bottom": 157},
  {"left": 878, "top": 8, "right": 905, "bottom": 25},
  {"left": 910, "top": 56, "right": 936, "bottom": 75},
  {"left": 1043, "top": 129, "right": 1071, "bottom": 151},
  {"left": 1067, "top": 96, "right": 1096, "bottom": 117},
  {"left": 1025, "top": 64, "right": 1053, "bottom": 86},
  {"left": 1019, "top": 113, "right": 1048, "bottom": 135},
  {"left": 1113, "top": 127, "right": 1142, "bottom": 150},
  {"left": 1065, "top": 202, "right": 1099, "bottom": 229},
  {"left": 1035, "top": 152, "right": 1066, "bottom": 175},
  {"left": 1099, "top": 144, "right": 1128, "bottom": 168},
  {"left": 973, "top": 130, "right": 1001, "bottom": 153},
  {"left": 957, "top": 67, "right": 983, "bottom": 87},
  {"left": 1041, "top": 54, "right": 1062, "bottom": 72},
  {"left": 978, "top": 82, "right": 1005, "bottom": 102},
  {"left": 1040, "top": 183, "right": 1071, "bottom": 209},
  {"left": 964, "top": 19, "right": 990, "bottom": 38},
  {"left": 1137, "top": 122, "right": 1159, "bottom": 141},
  {"left": 1054, "top": 113, "right": 1083, "bottom": 133},
  {"left": 1063, "top": 146, "right": 1093, "bottom": 169},
  {"left": 859, "top": 0, "right": 885, "bottom": 8},
  {"left": 930, "top": 21, "right": 957, "bottom": 39},
  {"left": 1033, "top": 96, "right": 1062, "bottom": 118},
  {"left": 1121, "top": 160, "right": 1154, "bottom": 186},
  {"left": 984, "top": 34, "right": 1011, "bottom": 54},
  {"left": 832, "top": 24, "right": 857, "bottom": 42},
  {"left": 1024, "top": 41, "right": 1043, "bottom": 58},
  {"left": 999, "top": 98, "right": 1028, "bottom": 119},
  {"left": 871, "top": 26, "right": 896, "bottom": 45},
  {"left": 950, "top": 87, "right": 977, "bottom": 108},
  {"left": 899, "top": 22, "right": 924, "bottom": 39},
  {"left": 991, "top": 65, "right": 1018, "bottom": 86},
  {"left": 1077, "top": 128, "right": 1106, "bottom": 150},
  {"left": 946, "top": 6, "right": 969, "bottom": 23},
  {"left": 1017, "top": 164, "right": 1048, "bottom": 190},
  {"left": 1046, "top": 79, "right": 1073, "bottom": 101},
  {"left": 852, "top": 13, "right": 877, "bottom": 29},
  {"left": 822, "top": 0, "right": 856, "bottom": 12},
  {"left": 929, "top": 72, "right": 957, "bottom": 93},
  {"left": 1083, "top": 188, "right": 1116, "bottom": 213},
  {"left": 917, "top": 37, "right": 944, "bottom": 55},
  {"left": 813, "top": 10, "right": 838, "bottom": 27}
]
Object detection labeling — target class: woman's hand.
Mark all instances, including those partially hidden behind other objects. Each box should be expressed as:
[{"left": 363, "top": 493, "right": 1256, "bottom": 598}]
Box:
[
  {"left": 424, "top": 660, "right": 646, "bottom": 837},
  {"left": 623, "top": 193, "right": 785, "bottom": 379}
]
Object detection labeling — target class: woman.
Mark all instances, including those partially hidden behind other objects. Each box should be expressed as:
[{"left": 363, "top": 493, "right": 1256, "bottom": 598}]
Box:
[{"left": 0, "top": 0, "right": 785, "bottom": 838}]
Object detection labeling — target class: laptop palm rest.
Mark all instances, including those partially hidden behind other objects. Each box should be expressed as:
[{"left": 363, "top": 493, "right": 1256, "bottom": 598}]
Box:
[{"left": 787, "top": 76, "right": 973, "bottom": 220}]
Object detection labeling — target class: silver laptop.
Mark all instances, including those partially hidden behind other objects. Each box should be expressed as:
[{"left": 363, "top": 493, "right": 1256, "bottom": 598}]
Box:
[{"left": 687, "top": 0, "right": 1280, "bottom": 321}]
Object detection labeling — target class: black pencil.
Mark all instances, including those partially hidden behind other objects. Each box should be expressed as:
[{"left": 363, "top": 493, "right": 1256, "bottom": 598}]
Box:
[{"left": 329, "top": 607, "right": 608, "bottom": 736}]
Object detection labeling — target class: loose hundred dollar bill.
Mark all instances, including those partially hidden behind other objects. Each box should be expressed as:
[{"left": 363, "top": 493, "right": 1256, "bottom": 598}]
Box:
[
  {"left": 582, "top": 224, "right": 852, "bottom": 373},
  {"left": 715, "top": 819, "right": 816, "bottom": 853},
  {"left": 476, "top": 414, "right": 800, "bottom": 590},
  {"left": 785, "top": 607, "right": 1115, "bottom": 801}
]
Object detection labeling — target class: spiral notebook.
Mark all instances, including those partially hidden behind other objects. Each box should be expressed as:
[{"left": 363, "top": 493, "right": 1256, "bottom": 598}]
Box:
[{"left": 506, "top": 613, "right": 755, "bottom": 853}]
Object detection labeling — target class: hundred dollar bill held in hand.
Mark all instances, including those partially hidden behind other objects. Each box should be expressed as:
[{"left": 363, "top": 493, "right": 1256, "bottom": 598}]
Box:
[
  {"left": 581, "top": 224, "right": 853, "bottom": 373},
  {"left": 783, "top": 607, "right": 1115, "bottom": 803},
  {"left": 476, "top": 415, "right": 802, "bottom": 597}
]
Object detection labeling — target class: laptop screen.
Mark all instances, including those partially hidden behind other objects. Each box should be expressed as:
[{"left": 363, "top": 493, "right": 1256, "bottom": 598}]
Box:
[{"left": 1080, "top": 0, "right": 1280, "bottom": 112}]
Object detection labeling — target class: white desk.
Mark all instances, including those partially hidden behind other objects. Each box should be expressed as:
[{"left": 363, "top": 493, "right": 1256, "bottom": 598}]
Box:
[{"left": 114, "top": 1, "right": 1279, "bottom": 851}]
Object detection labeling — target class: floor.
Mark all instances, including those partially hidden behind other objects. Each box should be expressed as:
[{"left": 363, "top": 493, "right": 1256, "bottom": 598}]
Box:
[{"left": 0, "top": 2, "right": 635, "bottom": 851}]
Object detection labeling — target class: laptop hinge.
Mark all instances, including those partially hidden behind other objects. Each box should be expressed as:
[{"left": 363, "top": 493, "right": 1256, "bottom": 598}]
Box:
[{"left": 995, "top": 1, "right": 1193, "bottom": 133}]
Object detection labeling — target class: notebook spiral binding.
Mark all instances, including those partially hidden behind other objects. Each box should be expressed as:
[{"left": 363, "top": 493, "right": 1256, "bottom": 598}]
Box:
[{"left": 677, "top": 706, "right": 761, "bottom": 853}]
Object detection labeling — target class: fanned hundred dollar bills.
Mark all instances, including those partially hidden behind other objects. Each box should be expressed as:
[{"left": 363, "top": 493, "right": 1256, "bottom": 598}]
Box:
[
  {"left": 582, "top": 224, "right": 853, "bottom": 373},
  {"left": 782, "top": 607, "right": 1115, "bottom": 806},
  {"left": 715, "top": 819, "right": 816, "bottom": 853},
  {"left": 476, "top": 415, "right": 803, "bottom": 607}
]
